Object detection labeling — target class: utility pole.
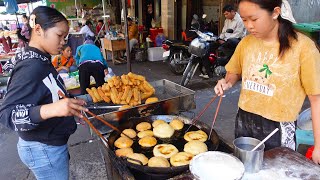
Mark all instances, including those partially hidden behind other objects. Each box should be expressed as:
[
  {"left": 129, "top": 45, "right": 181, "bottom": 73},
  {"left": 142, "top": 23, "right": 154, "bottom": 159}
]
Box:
[
  {"left": 219, "top": 0, "right": 224, "bottom": 36},
  {"left": 121, "top": 0, "right": 132, "bottom": 72}
]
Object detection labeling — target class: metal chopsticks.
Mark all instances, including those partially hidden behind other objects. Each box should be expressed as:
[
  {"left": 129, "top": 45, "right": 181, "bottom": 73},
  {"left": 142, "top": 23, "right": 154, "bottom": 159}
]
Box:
[
  {"left": 185, "top": 94, "right": 223, "bottom": 140},
  {"left": 185, "top": 95, "right": 218, "bottom": 133},
  {"left": 208, "top": 95, "right": 223, "bottom": 140},
  {"left": 58, "top": 91, "right": 133, "bottom": 140}
]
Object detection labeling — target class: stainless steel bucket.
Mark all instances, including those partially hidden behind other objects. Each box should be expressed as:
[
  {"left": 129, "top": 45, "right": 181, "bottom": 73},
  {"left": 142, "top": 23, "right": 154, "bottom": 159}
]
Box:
[{"left": 233, "top": 137, "right": 264, "bottom": 173}]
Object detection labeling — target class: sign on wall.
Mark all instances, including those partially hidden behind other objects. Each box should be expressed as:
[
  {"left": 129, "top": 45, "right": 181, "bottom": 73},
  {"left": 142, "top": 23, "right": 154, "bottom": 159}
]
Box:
[{"left": 47, "top": 0, "right": 101, "bottom": 17}]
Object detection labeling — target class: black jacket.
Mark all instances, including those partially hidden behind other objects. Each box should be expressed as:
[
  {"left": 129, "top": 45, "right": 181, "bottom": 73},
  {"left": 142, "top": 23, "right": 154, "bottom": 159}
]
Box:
[{"left": 0, "top": 47, "right": 77, "bottom": 146}]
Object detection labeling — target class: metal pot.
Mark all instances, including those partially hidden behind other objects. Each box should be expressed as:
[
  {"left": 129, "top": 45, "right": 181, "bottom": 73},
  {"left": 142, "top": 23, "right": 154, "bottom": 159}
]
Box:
[
  {"left": 233, "top": 137, "right": 264, "bottom": 173},
  {"left": 107, "top": 115, "right": 219, "bottom": 179},
  {"left": 297, "top": 108, "right": 312, "bottom": 130}
]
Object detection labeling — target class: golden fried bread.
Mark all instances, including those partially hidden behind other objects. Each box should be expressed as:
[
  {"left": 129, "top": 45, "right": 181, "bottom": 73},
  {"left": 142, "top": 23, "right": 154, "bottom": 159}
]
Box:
[
  {"left": 169, "top": 119, "right": 184, "bottom": 130},
  {"left": 153, "top": 123, "right": 175, "bottom": 138},
  {"left": 184, "top": 140, "right": 208, "bottom": 155},
  {"left": 137, "top": 130, "right": 154, "bottom": 138},
  {"left": 145, "top": 97, "right": 159, "bottom": 104},
  {"left": 152, "top": 119, "right": 166, "bottom": 128},
  {"left": 115, "top": 148, "right": 134, "bottom": 157},
  {"left": 136, "top": 122, "right": 152, "bottom": 132},
  {"left": 148, "top": 157, "right": 170, "bottom": 168},
  {"left": 120, "top": 129, "right": 137, "bottom": 139},
  {"left": 184, "top": 130, "right": 208, "bottom": 142},
  {"left": 138, "top": 136, "right": 157, "bottom": 147},
  {"left": 170, "top": 152, "right": 194, "bottom": 167},
  {"left": 153, "top": 144, "right": 179, "bottom": 159},
  {"left": 114, "top": 136, "right": 133, "bottom": 149},
  {"left": 127, "top": 153, "right": 149, "bottom": 165}
]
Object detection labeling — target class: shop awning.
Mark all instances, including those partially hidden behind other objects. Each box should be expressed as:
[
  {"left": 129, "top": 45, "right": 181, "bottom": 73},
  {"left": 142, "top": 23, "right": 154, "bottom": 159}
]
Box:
[{"left": 0, "top": 0, "right": 40, "bottom": 6}]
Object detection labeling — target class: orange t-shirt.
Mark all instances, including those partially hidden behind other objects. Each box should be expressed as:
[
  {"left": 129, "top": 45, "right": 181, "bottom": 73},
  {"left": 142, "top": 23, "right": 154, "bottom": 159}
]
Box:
[
  {"left": 52, "top": 55, "right": 75, "bottom": 68},
  {"left": 226, "top": 32, "right": 320, "bottom": 122}
]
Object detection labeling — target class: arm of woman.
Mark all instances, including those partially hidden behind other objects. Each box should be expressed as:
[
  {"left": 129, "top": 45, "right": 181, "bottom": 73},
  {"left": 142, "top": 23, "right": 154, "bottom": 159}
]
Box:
[
  {"left": 0, "top": 62, "right": 87, "bottom": 131},
  {"left": 75, "top": 46, "right": 81, "bottom": 66},
  {"left": 40, "top": 98, "right": 87, "bottom": 120},
  {"left": 214, "top": 72, "right": 241, "bottom": 96},
  {"left": 56, "top": 66, "right": 69, "bottom": 72},
  {"left": 308, "top": 94, "right": 320, "bottom": 164}
]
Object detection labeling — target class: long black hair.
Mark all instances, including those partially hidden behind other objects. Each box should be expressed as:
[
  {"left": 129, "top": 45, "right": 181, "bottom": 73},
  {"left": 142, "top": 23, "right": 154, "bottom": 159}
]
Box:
[
  {"left": 239, "top": 0, "right": 297, "bottom": 57},
  {"left": 30, "top": 6, "right": 68, "bottom": 33}
]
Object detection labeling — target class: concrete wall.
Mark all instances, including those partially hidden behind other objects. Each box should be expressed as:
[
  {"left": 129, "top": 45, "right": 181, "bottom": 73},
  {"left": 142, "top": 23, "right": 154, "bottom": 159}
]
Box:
[{"left": 289, "top": 0, "right": 320, "bottom": 23}]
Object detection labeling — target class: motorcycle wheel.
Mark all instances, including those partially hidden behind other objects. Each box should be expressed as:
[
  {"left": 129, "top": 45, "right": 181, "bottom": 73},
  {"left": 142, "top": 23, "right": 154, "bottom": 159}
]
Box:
[
  {"left": 214, "top": 66, "right": 227, "bottom": 77},
  {"left": 180, "top": 62, "right": 199, "bottom": 86},
  {"left": 167, "top": 51, "right": 188, "bottom": 75}
]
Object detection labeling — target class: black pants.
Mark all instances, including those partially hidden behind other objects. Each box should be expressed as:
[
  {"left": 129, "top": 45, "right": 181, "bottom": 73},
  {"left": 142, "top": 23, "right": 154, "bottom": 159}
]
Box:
[
  {"left": 235, "top": 108, "right": 281, "bottom": 151},
  {"left": 78, "top": 62, "right": 105, "bottom": 95}
]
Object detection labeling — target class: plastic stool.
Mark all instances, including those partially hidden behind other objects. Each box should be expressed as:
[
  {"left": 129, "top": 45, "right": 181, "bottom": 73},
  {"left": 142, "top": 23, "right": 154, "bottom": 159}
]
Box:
[{"left": 296, "top": 129, "right": 314, "bottom": 150}]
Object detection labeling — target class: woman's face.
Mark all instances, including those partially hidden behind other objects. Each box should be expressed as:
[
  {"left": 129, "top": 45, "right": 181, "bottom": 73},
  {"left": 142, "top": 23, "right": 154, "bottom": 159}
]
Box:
[
  {"left": 239, "top": 1, "right": 278, "bottom": 40},
  {"left": 40, "top": 21, "right": 69, "bottom": 55},
  {"left": 62, "top": 46, "right": 72, "bottom": 58},
  {"left": 22, "top": 17, "right": 28, "bottom": 23}
]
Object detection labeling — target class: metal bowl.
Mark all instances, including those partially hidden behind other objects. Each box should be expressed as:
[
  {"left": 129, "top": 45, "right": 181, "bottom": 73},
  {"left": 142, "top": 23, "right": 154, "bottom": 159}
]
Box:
[{"left": 297, "top": 108, "right": 312, "bottom": 130}]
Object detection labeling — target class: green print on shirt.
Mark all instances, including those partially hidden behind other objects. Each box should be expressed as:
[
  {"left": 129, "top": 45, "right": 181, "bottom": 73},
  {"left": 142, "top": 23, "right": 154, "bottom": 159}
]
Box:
[{"left": 259, "top": 64, "right": 272, "bottom": 78}]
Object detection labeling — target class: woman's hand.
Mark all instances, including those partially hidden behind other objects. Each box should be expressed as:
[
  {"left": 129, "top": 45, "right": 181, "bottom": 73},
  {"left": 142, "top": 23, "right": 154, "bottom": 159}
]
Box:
[
  {"left": 308, "top": 94, "right": 320, "bottom": 164},
  {"left": 56, "top": 66, "right": 69, "bottom": 72},
  {"left": 40, "top": 98, "right": 88, "bottom": 120},
  {"left": 312, "top": 146, "right": 320, "bottom": 164},
  {"left": 218, "top": 39, "right": 225, "bottom": 44},
  {"left": 62, "top": 66, "right": 69, "bottom": 71},
  {"left": 214, "top": 78, "right": 232, "bottom": 96}
]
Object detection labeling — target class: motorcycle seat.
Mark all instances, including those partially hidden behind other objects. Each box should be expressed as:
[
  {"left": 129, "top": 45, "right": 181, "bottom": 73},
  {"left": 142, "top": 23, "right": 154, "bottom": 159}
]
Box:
[{"left": 172, "top": 43, "right": 188, "bottom": 47}]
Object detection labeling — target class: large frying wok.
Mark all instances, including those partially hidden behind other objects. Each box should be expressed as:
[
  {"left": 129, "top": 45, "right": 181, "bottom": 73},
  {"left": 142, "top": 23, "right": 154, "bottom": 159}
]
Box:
[{"left": 107, "top": 115, "right": 220, "bottom": 179}]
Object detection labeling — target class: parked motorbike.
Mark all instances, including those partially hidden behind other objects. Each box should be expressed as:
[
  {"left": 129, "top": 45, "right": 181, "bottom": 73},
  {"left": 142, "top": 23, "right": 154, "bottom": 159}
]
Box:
[
  {"left": 162, "top": 40, "right": 190, "bottom": 75},
  {"left": 180, "top": 28, "right": 238, "bottom": 86},
  {"left": 162, "top": 14, "right": 209, "bottom": 75}
]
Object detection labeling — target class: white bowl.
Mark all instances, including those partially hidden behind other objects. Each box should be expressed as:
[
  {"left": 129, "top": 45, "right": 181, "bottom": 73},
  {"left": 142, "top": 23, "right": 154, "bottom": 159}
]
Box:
[{"left": 190, "top": 151, "right": 245, "bottom": 180}]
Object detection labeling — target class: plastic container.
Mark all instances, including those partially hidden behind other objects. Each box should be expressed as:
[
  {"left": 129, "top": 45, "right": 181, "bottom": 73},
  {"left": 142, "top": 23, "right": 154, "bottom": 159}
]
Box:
[
  {"left": 233, "top": 137, "right": 265, "bottom": 173},
  {"left": 305, "top": 146, "right": 314, "bottom": 160},
  {"left": 190, "top": 151, "right": 244, "bottom": 180},
  {"left": 297, "top": 108, "right": 312, "bottom": 130},
  {"left": 147, "top": 47, "right": 165, "bottom": 61},
  {"left": 293, "top": 22, "right": 320, "bottom": 43}
]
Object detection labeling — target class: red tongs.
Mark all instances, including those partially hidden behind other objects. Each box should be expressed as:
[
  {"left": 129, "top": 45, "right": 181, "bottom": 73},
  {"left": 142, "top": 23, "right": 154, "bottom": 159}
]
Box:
[{"left": 185, "top": 94, "right": 223, "bottom": 140}]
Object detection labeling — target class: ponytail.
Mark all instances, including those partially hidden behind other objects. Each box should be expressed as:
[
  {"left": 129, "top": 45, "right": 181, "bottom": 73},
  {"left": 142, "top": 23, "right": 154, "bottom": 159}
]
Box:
[{"left": 278, "top": 16, "right": 297, "bottom": 57}]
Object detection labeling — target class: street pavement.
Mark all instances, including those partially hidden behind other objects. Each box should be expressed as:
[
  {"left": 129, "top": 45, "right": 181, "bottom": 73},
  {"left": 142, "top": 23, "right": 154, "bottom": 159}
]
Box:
[{"left": 0, "top": 60, "right": 310, "bottom": 179}]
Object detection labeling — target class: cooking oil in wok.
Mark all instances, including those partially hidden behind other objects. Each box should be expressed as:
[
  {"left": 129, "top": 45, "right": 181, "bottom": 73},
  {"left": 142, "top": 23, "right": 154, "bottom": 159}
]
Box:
[{"left": 116, "top": 124, "right": 217, "bottom": 160}]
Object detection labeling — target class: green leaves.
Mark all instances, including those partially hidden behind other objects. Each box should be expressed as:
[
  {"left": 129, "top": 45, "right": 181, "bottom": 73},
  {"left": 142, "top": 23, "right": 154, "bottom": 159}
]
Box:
[{"left": 259, "top": 64, "right": 272, "bottom": 78}]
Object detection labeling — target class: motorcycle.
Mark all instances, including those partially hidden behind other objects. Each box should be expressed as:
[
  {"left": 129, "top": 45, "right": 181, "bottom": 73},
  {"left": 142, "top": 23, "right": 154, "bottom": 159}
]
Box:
[
  {"left": 162, "top": 14, "right": 209, "bottom": 75},
  {"left": 162, "top": 40, "right": 190, "bottom": 75},
  {"left": 180, "top": 28, "right": 238, "bottom": 86}
]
